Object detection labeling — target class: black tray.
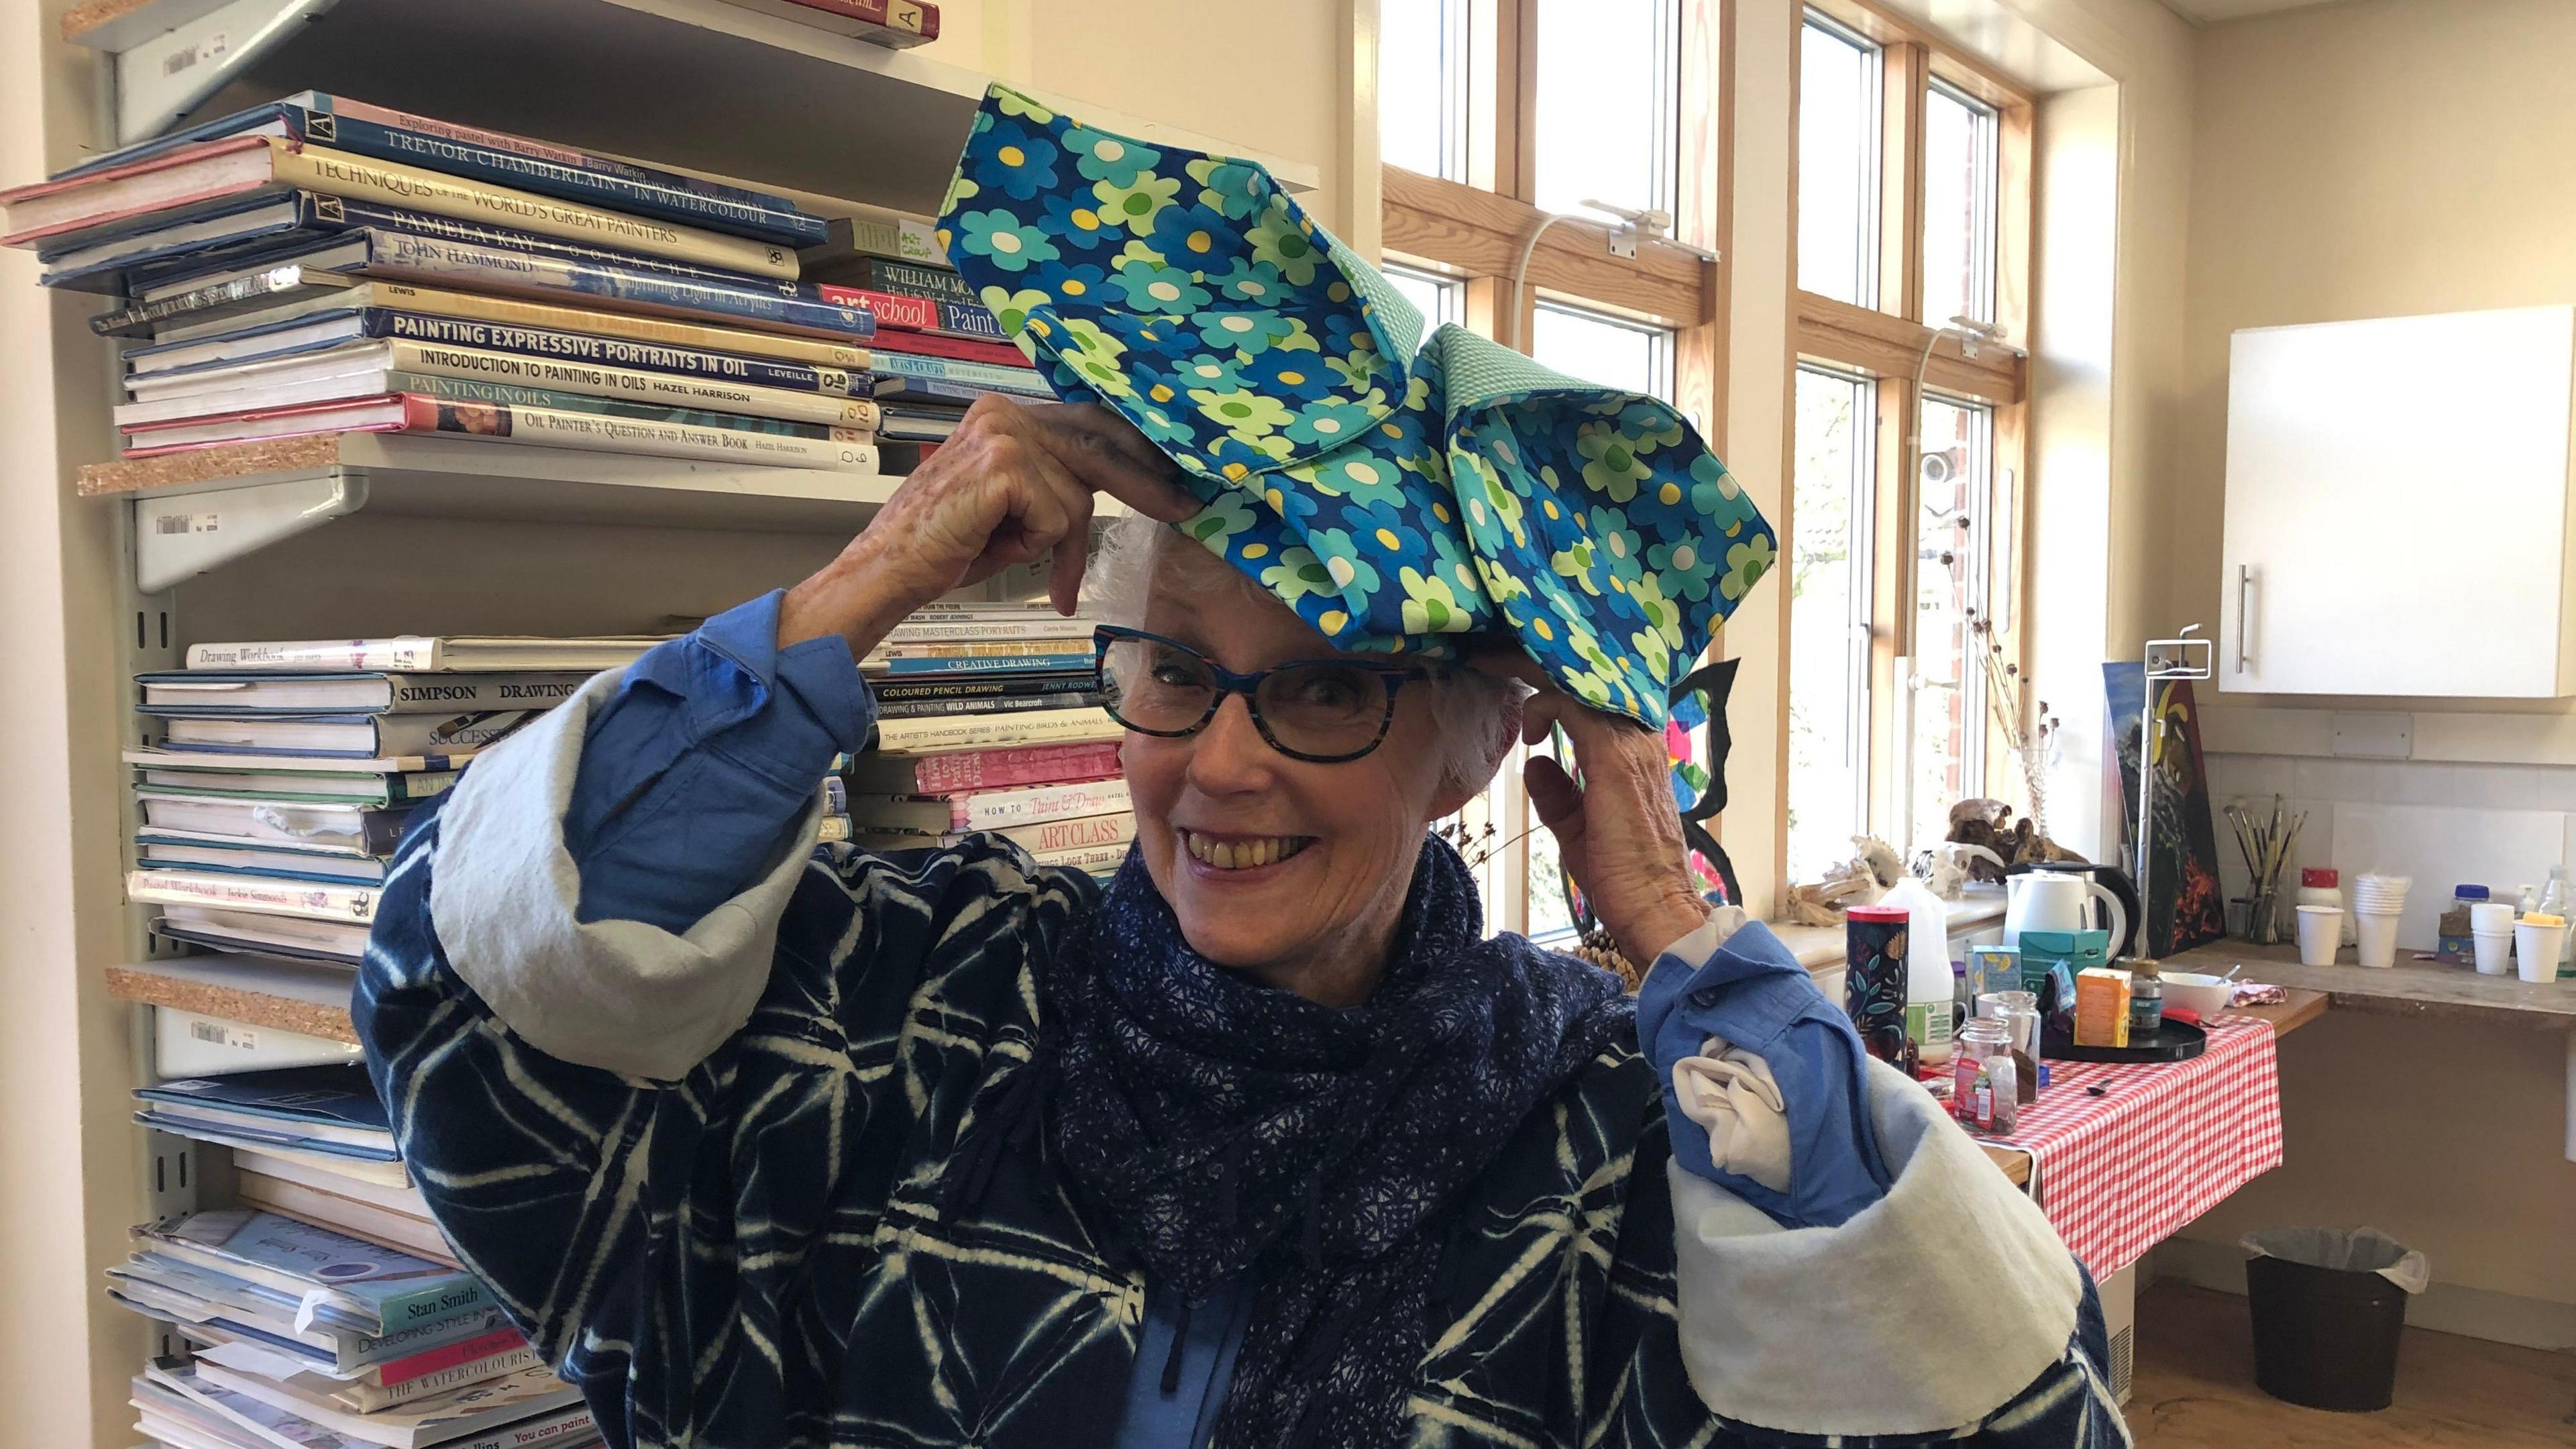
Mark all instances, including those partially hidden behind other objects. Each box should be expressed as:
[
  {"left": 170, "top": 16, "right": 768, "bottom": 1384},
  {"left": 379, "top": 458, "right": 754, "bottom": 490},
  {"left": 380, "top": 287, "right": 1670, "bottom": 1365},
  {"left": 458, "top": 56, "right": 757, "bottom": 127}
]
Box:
[{"left": 2042, "top": 1016, "right": 2207, "bottom": 1063}]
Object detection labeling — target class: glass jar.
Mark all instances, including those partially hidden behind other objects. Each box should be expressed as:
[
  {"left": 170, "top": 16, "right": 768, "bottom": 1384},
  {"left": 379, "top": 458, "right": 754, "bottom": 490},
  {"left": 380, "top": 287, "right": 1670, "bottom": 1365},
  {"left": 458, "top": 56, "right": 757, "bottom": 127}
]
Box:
[{"left": 1953, "top": 1017, "right": 2013, "bottom": 1133}]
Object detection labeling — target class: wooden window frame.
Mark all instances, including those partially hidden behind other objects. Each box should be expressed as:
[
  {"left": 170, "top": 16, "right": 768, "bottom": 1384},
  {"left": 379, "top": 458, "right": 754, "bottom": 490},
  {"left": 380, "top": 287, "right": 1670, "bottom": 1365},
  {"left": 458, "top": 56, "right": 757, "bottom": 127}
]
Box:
[
  {"left": 1788, "top": 0, "right": 2033, "bottom": 865},
  {"left": 1379, "top": 0, "right": 1731, "bottom": 936}
]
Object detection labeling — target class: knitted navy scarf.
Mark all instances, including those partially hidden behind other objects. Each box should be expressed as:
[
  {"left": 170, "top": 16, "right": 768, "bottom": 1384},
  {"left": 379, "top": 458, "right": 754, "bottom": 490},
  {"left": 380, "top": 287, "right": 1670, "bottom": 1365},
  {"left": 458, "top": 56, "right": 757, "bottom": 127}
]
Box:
[{"left": 1040, "top": 835, "right": 1632, "bottom": 1449}]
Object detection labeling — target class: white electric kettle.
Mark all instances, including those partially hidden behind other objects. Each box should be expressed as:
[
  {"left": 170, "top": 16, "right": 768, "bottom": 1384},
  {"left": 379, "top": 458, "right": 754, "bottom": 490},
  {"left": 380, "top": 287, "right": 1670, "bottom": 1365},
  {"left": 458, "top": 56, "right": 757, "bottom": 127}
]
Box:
[{"left": 2002, "top": 871, "right": 2129, "bottom": 953}]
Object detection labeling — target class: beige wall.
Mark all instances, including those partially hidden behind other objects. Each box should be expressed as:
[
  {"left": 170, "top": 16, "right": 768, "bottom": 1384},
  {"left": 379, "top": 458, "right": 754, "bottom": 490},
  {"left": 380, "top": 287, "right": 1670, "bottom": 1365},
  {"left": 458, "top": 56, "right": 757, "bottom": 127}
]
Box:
[{"left": 2155, "top": 0, "right": 2576, "bottom": 1330}]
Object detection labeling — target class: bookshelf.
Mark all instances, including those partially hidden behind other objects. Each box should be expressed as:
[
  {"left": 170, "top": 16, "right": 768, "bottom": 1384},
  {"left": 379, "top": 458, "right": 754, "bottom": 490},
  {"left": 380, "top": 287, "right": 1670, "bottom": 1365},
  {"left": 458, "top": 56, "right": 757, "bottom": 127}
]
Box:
[
  {"left": 61, "top": 0, "right": 1323, "bottom": 207},
  {"left": 5, "top": 5, "right": 1299, "bottom": 1440}
]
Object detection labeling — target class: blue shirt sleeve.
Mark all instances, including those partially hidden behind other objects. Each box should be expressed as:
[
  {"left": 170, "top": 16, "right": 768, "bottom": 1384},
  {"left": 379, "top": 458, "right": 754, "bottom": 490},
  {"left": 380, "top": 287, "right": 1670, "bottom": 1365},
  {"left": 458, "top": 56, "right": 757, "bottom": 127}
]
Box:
[
  {"left": 1635, "top": 921, "right": 1894, "bottom": 1229},
  {"left": 566, "top": 589, "right": 875, "bottom": 932}
]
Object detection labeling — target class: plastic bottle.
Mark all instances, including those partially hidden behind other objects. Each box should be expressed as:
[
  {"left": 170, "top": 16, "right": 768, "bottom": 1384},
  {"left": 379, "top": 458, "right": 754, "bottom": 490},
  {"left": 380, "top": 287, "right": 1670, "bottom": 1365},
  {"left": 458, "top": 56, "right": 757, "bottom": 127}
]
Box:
[
  {"left": 2540, "top": 867, "right": 2576, "bottom": 979},
  {"left": 1878, "top": 879, "right": 1954, "bottom": 1067}
]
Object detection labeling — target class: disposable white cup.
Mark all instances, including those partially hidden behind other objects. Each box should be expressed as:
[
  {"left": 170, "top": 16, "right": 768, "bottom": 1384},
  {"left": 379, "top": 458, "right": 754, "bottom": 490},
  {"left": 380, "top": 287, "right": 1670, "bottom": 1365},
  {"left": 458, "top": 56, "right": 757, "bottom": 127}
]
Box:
[
  {"left": 2473, "top": 930, "right": 2514, "bottom": 977},
  {"left": 2294, "top": 905, "right": 2343, "bottom": 966},
  {"left": 2355, "top": 910, "right": 2403, "bottom": 969},
  {"left": 2470, "top": 902, "right": 2517, "bottom": 934},
  {"left": 2516, "top": 922, "right": 2565, "bottom": 983}
]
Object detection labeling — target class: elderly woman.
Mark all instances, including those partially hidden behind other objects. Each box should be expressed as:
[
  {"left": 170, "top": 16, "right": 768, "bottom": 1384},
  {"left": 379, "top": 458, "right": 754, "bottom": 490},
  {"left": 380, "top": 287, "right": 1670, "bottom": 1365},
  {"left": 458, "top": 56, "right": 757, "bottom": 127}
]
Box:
[{"left": 358, "top": 89, "right": 2123, "bottom": 1449}]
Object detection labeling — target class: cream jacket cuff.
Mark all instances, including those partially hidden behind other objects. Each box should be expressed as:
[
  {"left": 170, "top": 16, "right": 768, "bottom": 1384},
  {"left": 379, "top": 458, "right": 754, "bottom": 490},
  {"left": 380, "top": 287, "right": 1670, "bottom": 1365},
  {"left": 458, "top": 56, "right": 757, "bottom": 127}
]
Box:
[{"left": 426, "top": 667, "right": 821, "bottom": 1081}]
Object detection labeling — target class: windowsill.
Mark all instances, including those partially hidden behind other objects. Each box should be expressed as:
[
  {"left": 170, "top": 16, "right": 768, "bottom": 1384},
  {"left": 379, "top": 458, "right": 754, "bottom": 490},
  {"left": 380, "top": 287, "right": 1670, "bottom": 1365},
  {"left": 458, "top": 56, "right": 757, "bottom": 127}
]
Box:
[{"left": 1768, "top": 883, "right": 2010, "bottom": 971}]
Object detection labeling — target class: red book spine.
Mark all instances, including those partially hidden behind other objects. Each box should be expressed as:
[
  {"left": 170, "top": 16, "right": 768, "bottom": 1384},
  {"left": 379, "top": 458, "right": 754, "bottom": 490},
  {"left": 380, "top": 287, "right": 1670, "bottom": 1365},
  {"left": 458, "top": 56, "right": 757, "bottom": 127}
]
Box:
[
  {"left": 868, "top": 331, "right": 1030, "bottom": 367},
  {"left": 913, "top": 741, "right": 1124, "bottom": 794},
  {"left": 818, "top": 286, "right": 939, "bottom": 331},
  {"left": 770, "top": 0, "right": 938, "bottom": 38},
  {"left": 373, "top": 1326, "right": 530, "bottom": 1388}
]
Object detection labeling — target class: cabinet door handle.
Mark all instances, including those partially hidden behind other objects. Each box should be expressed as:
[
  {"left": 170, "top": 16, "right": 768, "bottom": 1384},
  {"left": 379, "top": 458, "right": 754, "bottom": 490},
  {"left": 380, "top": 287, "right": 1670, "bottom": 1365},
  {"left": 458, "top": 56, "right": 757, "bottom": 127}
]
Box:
[{"left": 2235, "top": 564, "right": 2255, "bottom": 674}]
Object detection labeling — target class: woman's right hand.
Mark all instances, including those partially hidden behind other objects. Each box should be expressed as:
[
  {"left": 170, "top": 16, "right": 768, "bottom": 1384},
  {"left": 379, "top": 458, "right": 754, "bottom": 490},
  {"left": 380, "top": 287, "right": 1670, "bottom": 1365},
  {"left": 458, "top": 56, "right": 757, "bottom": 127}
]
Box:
[{"left": 779, "top": 394, "right": 1201, "bottom": 653}]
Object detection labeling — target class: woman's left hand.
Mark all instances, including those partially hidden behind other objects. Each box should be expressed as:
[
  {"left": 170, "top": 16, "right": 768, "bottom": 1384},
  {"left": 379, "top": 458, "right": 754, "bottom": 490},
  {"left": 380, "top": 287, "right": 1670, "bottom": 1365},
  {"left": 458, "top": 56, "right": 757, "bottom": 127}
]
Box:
[{"left": 1471, "top": 651, "right": 1713, "bottom": 967}]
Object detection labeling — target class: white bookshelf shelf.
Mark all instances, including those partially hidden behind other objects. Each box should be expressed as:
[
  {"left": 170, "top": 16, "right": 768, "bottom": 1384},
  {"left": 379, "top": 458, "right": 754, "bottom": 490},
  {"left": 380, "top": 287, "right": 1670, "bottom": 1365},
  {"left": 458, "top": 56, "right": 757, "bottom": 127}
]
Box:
[
  {"left": 103, "top": 435, "right": 903, "bottom": 590},
  {"left": 63, "top": 0, "right": 1322, "bottom": 209}
]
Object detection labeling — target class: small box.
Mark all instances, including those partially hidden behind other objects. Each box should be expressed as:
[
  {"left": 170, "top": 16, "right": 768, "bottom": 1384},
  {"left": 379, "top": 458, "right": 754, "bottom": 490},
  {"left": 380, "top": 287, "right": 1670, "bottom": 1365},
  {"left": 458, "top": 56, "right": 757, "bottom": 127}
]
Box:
[
  {"left": 2075, "top": 967, "right": 2133, "bottom": 1048},
  {"left": 1969, "top": 947, "right": 2021, "bottom": 1000},
  {"left": 2018, "top": 928, "right": 2109, "bottom": 994}
]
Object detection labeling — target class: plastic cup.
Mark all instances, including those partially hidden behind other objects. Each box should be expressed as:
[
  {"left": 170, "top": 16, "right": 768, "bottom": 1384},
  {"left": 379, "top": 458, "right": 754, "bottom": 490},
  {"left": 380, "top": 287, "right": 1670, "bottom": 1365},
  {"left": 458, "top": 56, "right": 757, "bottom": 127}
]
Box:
[
  {"left": 2295, "top": 905, "right": 2343, "bottom": 966},
  {"left": 2516, "top": 922, "right": 2565, "bottom": 983},
  {"left": 2355, "top": 910, "right": 2402, "bottom": 969},
  {"left": 2473, "top": 930, "right": 2513, "bottom": 977},
  {"left": 1976, "top": 989, "right": 2037, "bottom": 1019}
]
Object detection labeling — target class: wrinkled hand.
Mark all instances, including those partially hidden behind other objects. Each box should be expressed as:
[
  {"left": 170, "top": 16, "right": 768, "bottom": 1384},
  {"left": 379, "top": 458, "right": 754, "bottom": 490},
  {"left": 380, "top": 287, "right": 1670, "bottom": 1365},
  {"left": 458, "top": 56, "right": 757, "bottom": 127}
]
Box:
[
  {"left": 780, "top": 395, "right": 1201, "bottom": 652},
  {"left": 1472, "top": 649, "right": 1712, "bottom": 967}
]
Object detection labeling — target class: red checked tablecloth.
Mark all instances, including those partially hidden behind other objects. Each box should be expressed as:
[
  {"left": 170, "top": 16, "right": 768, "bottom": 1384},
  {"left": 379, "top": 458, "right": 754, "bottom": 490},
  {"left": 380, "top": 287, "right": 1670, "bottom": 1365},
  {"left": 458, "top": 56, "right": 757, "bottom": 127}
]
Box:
[{"left": 1987, "top": 1016, "right": 2285, "bottom": 1276}]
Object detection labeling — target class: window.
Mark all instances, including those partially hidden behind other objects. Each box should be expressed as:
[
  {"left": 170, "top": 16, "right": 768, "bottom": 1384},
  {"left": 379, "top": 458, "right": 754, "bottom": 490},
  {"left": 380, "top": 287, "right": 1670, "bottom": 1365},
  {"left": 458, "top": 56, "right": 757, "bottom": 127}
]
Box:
[
  {"left": 1921, "top": 81, "right": 1999, "bottom": 326},
  {"left": 1906, "top": 394, "right": 1991, "bottom": 849},
  {"left": 1383, "top": 261, "right": 1465, "bottom": 333},
  {"left": 1532, "top": 0, "right": 1679, "bottom": 216},
  {"left": 1524, "top": 302, "right": 1678, "bottom": 938},
  {"left": 1532, "top": 301, "right": 1673, "bottom": 399},
  {"left": 1381, "top": 0, "right": 1717, "bottom": 939},
  {"left": 1788, "top": 366, "right": 1874, "bottom": 884},
  {"left": 1786, "top": 1, "right": 2031, "bottom": 873},
  {"left": 1379, "top": 0, "right": 1471, "bottom": 182},
  {"left": 1797, "top": 14, "right": 1881, "bottom": 307}
]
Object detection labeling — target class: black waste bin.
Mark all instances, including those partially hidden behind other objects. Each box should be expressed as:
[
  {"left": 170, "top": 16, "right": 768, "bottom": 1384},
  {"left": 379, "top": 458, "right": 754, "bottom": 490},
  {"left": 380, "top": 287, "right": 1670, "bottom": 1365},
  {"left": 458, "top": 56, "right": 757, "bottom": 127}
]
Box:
[{"left": 2242, "top": 1227, "right": 2427, "bottom": 1413}]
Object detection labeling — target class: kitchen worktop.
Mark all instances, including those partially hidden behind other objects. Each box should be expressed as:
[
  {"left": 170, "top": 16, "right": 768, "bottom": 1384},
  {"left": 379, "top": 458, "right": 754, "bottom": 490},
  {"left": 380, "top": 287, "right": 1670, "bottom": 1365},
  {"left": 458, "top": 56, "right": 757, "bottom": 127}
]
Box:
[{"left": 2161, "top": 938, "right": 2576, "bottom": 1030}]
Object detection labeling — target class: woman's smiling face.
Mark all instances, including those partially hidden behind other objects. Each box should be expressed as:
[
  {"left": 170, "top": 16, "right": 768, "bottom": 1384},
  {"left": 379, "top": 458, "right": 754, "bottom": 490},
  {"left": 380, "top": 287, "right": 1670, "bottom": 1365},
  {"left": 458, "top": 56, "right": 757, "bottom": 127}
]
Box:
[{"left": 1120, "top": 541, "right": 1493, "bottom": 1006}]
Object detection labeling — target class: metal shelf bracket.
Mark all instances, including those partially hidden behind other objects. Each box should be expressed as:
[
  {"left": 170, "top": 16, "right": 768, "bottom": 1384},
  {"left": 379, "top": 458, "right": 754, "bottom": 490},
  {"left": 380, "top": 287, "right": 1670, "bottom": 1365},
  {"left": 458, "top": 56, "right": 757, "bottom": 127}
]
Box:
[
  {"left": 87, "top": 0, "right": 346, "bottom": 144},
  {"left": 131, "top": 470, "right": 367, "bottom": 592}
]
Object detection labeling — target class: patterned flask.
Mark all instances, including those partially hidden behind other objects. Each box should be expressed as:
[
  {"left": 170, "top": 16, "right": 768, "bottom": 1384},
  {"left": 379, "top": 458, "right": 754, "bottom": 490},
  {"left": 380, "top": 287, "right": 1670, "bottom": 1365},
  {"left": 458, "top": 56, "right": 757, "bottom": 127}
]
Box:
[{"left": 1844, "top": 904, "right": 1917, "bottom": 1075}]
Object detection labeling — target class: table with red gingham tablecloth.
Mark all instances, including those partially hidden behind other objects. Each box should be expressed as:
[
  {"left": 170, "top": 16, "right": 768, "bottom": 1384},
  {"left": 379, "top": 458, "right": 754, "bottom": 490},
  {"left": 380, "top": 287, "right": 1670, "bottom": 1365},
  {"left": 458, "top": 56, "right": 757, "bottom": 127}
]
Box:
[{"left": 1984, "top": 1015, "right": 2285, "bottom": 1277}]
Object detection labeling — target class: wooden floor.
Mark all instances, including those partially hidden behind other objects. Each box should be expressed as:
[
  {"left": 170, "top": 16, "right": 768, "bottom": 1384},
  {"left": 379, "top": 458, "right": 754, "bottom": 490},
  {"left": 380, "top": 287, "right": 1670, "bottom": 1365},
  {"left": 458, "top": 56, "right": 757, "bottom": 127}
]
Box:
[{"left": 2126, "top": 1283, "right": 2576, "bottom": 1447}]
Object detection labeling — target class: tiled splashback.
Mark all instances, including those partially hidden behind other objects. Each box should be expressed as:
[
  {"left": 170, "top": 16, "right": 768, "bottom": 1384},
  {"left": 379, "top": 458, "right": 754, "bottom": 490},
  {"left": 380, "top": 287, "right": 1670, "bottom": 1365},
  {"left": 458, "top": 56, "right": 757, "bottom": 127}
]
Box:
[{"left": 2202, "top": 753, "right": 2576, "bottom": 950}]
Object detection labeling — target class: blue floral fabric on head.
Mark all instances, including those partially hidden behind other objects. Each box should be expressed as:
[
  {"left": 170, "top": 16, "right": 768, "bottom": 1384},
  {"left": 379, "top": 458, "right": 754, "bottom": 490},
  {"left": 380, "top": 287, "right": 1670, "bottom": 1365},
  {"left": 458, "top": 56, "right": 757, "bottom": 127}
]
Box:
[{"left": 937, "top": 84, "right": 1776, "bottom": 728}]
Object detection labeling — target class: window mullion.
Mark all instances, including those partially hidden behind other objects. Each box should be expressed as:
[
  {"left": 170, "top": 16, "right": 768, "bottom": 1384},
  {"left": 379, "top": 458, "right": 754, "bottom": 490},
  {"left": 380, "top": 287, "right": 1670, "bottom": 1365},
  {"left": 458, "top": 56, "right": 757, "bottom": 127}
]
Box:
[
  {"left": 1867, "top": 373, "right": 1913, "bottom": 844},
  {"left": 1879, "top": 41, "right": 1926, "bottom": 324}
]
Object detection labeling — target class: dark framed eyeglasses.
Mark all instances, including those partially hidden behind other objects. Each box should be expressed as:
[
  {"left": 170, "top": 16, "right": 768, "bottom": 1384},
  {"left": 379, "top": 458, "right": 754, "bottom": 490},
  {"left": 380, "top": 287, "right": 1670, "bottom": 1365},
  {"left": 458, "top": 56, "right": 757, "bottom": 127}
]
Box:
[{"left": 1092, "top": 625, "right": 1444, "bottom": 763}]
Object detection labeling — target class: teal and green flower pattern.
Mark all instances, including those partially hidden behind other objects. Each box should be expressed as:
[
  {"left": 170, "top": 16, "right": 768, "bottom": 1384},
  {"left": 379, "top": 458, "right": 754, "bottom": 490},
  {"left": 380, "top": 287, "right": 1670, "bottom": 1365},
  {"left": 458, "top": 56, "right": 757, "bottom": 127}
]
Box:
[{"left": 938, "top": 84, "right": 1777, "bottom": 728}]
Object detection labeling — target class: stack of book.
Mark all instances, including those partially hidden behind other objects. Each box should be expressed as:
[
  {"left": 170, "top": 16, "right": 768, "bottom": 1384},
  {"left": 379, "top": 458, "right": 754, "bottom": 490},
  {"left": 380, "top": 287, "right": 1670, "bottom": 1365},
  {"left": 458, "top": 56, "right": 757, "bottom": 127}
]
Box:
[
  {"left": 125, "top": 634, "right": 655, "bottom": 964},
  {"left": 717, "top": 0, "right": 940, "bottom": 46},
  {"left": 0, "top": 93, "right": 899, "bottom": 484},
  {"left": 115, "top": 1067, "right": 597, "bottom": 1449},
  {"left": 839, "top": 602, "right": 1130, "bottom": 873},
  {"left": 798, "top": 218, "right": 1049, "bottom": 464}
]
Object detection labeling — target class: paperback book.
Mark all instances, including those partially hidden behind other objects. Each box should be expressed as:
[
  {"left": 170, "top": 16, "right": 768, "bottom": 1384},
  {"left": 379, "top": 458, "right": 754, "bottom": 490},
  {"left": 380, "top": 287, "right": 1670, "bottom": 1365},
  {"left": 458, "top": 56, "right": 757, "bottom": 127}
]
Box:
[
  {"left": 138, "top": 669, "right": 591, "bottom": 715},
  {"left": 119, "top": 393, "right": 880, "bottom": 473}
]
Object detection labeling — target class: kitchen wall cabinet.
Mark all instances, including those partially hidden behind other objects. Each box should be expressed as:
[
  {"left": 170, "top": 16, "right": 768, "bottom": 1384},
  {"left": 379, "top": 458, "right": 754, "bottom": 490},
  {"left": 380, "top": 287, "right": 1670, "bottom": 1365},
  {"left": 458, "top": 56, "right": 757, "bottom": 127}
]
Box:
[{"left": 2220, "top": 305, "right": 2576, "bottom": 697}]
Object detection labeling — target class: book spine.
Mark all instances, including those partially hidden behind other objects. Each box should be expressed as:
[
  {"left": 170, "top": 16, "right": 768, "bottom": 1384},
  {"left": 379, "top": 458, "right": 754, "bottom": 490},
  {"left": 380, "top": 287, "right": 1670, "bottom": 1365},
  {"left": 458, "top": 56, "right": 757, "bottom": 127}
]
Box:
[
  {"left": 334, "top": 1343, "right": 541, "bottom": 1411},
  {"left": 822, "top": 213, "right": 948, "bottom": 266},
  {"left": 443, "top": 1404, "right": 598, "bottom": 1449},
  {"left": 869, "top": 638, "right": 1092, "bottom": 659},
  {"left": 871, "top": 692, "right": 1102, "bottom": 720},
  {"left": 871, "top": 653, "right": 1094, "bottom": 675},
  {"left": 1030, "top": 841, "right": 1129, "bottom": 872},
  {"left": 875, "top": 377, "right": 1040, "bottom": 407},
  {"left": 370, "top": 1326, "right": 530, "bottom": 1389},
  {"left": 387, "top": 341, "right": 879, "bottom": 426},
  {"left": 1001, "top": 811, "right": 1136, "bottom": 854},
  {"left": 358, "top": 1276, "right": 495, "bottom": 1336},
  {"left": 91, "top": 264, "right": 337, "bottom": 335},
  {"left": 269, "top": 142, "right": 799, "bottom": 279},
  {"left": 962, "top": 777, "right": 1132, "bottom": 829},
  {"left": 186, "top": 639, "right": 437, "bottom": 669},
  {"left": 352, "top": 230, "right": 874, "bottom": 340},
  {"left": 846, "top": 256, "right": 970, "bottom": 302},
  {"left": 382, "top": 674, "right": 588, "bottom": 710},
  {"left": 125, "top": 869, "right": 378, "bottom": 923},
  {"left": 930, "top": 297, "right": 1004, "bottom": 339},
  {"left": 364, "top": 283, "right": 868, "bottom": 368},
  {"left": 298, "top": 101, "right": 825, "bottom": 246},
  {"left": 823, "top": 286, "right": 937, "bottom": 331},
  {"left": 397, "top": 394, "right": 879, "bottom": 472},
  {"left": 867, "top": 350, "right": 1047, "bottom": 390},
  {"left": 867, "top": 329, "right": 1031, "bottom": 366},
  {"left": 869, "top": 673, "right": 1095, "bottom": 702},
  {"left": 385, "top": 770, "right": 463, "bottom": 802},
  {"left": 382, "top": 372, "right": 848, "bottom": 438},
  {"left": 372, "top": 312, "right": 863, "bottom": 395},
  {"left": 871, "top": 708, "right": 1116, "bottom": 753},
  {"left": 877, "top": 618, "right": 1094, "bottom": 644}
]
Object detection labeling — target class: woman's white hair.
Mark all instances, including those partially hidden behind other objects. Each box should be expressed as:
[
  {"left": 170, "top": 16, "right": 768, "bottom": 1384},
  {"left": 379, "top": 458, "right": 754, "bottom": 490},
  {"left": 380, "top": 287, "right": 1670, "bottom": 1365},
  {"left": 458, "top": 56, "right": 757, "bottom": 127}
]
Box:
[{"left": 1087, "top": 511, "right": 1525, "bottom": 796}]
